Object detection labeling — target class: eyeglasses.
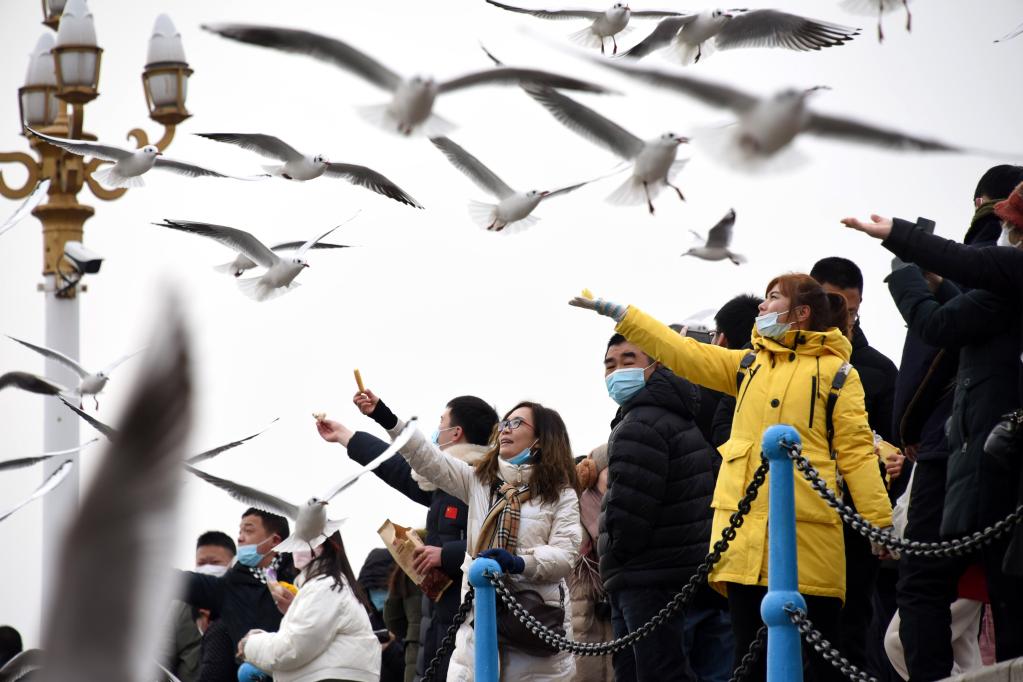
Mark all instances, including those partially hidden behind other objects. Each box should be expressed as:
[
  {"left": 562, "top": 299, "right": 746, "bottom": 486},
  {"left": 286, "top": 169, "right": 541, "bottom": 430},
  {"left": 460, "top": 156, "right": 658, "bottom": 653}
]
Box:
[{"left": 498, "top": 417, "right": 533, "bottom": 432}]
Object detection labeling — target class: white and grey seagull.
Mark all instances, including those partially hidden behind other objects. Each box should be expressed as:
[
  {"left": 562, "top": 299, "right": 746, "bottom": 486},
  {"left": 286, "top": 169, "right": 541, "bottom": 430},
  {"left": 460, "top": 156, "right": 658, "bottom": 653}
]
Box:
[
  {"left": 684, "top": 208, "right": 745, "bottom": 264},
  {"left": 7, "top": 335, "right": 144, "bottom": 409},
  {"left": 431, "top": 136, "right": 594, "bottom": 233},
  {"left": 622, "top": 8, "right": 859, "bottom": 64},
  {"left": 201, "top": 23, "right": 616, "bottom": 136},
  {"left": 483, "top": 0, "right": 683, "bottom": 54},
  {"left": 194, "top": 133, "right": 423, "bottom": 207},
  {"left": 27, "top": 127, "right": 242, "bottom": 189},
  {"left": 215, "top": 240, "right": 352, "bottom": 278},
  {"left": 154, "top": 218, "right": 350, "bottom": 302}
]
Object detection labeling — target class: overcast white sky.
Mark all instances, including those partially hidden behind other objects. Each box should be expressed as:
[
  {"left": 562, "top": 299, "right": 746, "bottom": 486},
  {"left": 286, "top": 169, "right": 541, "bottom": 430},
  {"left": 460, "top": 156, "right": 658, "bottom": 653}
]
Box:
[{"left": 1, "top": 0, "right": 1021, "bottom": 648}]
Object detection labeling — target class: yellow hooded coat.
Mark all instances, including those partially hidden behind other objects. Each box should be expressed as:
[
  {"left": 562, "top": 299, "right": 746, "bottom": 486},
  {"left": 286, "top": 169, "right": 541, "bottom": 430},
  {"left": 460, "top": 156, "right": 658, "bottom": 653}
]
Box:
[{"left": 616, "top": 306, "right": 892, "bottom": 601}]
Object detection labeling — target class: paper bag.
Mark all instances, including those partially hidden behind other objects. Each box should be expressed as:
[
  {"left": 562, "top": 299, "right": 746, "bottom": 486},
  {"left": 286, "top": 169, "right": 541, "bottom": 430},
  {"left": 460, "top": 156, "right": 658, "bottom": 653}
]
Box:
[{"left": 378, "top": 519, "right": 453, "bottom": 602}]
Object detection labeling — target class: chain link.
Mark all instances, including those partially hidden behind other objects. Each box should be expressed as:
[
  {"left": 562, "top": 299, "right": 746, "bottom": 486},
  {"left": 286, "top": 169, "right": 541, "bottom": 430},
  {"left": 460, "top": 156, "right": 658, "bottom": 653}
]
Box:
[
  {"left": 421, "top": 586, "right": 475, "bottom": 682},
  {"left": 786, "top": 606, "right": 876, "bottom": 682},
  {"left": 727, "top": 625, "right": 767, "bottom": 682},
  {"left": 486, "top": 460, "right": 770, "bottom": 655},
  {"left": 783, "top": 442, "right": 1023, "bottom": 557}
]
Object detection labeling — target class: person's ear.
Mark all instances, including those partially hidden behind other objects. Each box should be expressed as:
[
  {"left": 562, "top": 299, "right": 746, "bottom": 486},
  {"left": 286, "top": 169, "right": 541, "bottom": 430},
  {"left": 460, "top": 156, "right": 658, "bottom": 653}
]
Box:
[
  {"left": 974, "top": 196, "right": 984, "bottom": 209},
  {"left": 795, "top": 305, "right": 811, "bottom": 323}
]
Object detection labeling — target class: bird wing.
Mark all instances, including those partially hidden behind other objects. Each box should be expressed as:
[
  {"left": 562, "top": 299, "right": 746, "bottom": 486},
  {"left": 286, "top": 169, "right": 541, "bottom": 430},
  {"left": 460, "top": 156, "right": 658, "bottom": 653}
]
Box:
[
  {"left": 155, "top": 219, "right": 278, "bottom": 268},
  {"left": 586, "top": 57, "right": 758, "bottom": 111},
  {"left": 0, "top": 178, "right": 50, "bottom": 238},
  {"left": 321, "top": 417, "right": 419, "bottom": 503},
  {"left": 542, "top": 180, "right": 591, "bottom": 199},
  {"left": 323, "top": 163, "right": 424, "bottom": 208},
  {"left": 157, "top": 662, "right": 183, "bottom": 682},
  {"left": 27, "top": 127, "right": 131, "bottom": 162},
  {"left": 804, "top": 112, "right": 963, "bottom": 152},
  {"left": 7, "top": 335, "right": 89, "bottom": 377},
  {"left": 996, "top": 21, "right": 1023, "bottom": 42},
  {"left": 0, "top": 459, "right": 73, "bottom": 523},
  {"left": 522, "top": 85, "right": 644, "bottom": 159},
  {"left": 705, "top": 209, "right": 736, "bottom": 248},
  {"left": 153, "top": 157, "right": 230, "bottom": 179},
  {"left": 430, "top": 137, "right": 515, "bottom": 199},
  {"left": 484, "top": 0, "right": 601, "bottom": 19},
  {"left": 269, "top": 241, "right": 351, "bottom": 251},
  {"left": 620, "top": 16, "right": 695, "bottom": 58},
  {"left": 186, "top": 418, "right": 280, "bottom": 466},
  {"left": 0, "top": 439, "right": 99, "bottom": 472},
  {"left": 101, "top": 347, "right": 146, "bottom": 375},
  {"left": 631, "top": 10, "right": 686, "bottom": 18},
  {"left": 184, "top": 464, "right": 299, "bottom": 519},
  {"left": 38, "top": 296, "right": 193, "bottom": 682},
  {"left": 0, "top": 371, "right": 67, "bottom": 395},
  {"left": 439, "top": 67, "right": 613, "bottom": 95},
  {"left": 201, "top": 24, "right": 403, "bottom": 92},
  {"left": 295, "top": 212, "right": 360, "bottom": 256},
  {"left": 59, "top": 397, "right": 118, "bottom": 439},
  {"left": 194, "top": 133, "right": 303, "bottom": 162},
  {"left": 715, "top": 10, "right": 859, "bottom": 51},
  {"left": 0, "top": 648, "right": 44, "bottom": 682}
]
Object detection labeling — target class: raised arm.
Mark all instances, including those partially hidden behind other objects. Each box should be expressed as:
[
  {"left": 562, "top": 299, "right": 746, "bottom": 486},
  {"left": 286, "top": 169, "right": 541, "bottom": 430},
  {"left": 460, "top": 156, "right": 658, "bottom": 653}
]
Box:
[{"left": 385, "top": 419, "right": 476, "bottom": 504}]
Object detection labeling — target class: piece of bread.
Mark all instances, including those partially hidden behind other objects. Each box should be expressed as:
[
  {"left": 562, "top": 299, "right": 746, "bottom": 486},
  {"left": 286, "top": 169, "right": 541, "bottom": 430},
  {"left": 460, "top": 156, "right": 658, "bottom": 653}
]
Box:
[{"left": 312, "top": 412, "right": 326, "bottom": 422}]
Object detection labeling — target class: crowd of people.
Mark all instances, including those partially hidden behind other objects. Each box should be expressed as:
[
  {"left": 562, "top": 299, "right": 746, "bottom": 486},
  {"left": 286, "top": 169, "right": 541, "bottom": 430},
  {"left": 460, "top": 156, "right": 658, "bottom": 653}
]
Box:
[{"left": 7, "top": 164, "right": 1017, "bottom": 682}]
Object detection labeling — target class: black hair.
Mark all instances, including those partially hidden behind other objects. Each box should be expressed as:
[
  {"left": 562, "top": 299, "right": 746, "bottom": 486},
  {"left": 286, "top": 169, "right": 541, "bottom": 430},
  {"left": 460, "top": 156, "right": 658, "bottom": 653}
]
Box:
[
  {"left": 605, "top": 333, "right": 653, "bottom": 362},
  {"left": 974, "top": 165, "right": 1023, "bottom": 201},
  {"left": 0, "top": 626, "right": 22, "bottom": 667},
  {"left": 196, "top": 530, "right": 236, "bottom": 556},
  {"left": 810, "top": 257, "right": 864, "bottom": 294},
  {"left": 305, "top": 531, "right": 371, "bottom": 609},
  {"left": 242, "top": 508, "right": 290, "bottom": 541},
  {"left": 445, "top": 395, "right": 499, "bottom": 447},
  {"left": 714, "top": 294, "right": 763, "bottom": 350}
]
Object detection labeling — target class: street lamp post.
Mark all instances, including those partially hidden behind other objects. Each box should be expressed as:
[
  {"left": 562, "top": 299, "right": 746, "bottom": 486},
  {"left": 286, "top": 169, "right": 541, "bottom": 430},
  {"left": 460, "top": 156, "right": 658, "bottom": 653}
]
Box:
[{"left": 0, "top": 0, "right": 194, "bottom": 608}]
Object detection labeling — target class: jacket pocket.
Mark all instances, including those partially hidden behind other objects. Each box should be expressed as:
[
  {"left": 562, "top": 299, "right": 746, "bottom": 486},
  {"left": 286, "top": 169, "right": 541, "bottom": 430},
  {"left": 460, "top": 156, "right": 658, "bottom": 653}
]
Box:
[
  {"left": 712, "top": 439, "right": 754, "bottom": 511},
  {"left": 793, "top": 455, "right": 841, "bottom": 525}
]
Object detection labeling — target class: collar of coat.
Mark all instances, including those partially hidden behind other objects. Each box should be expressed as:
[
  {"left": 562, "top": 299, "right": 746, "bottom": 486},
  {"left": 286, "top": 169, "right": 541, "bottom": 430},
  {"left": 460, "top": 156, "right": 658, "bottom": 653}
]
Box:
[
  {"left": 412, "top": 442, "right": 490, "bottom": 491},
  {"left": 750, "top": 326, "right": 852, "bottom": 361},
  {"left": 497, "top": 456, "right": 534, "bottom": 487}
]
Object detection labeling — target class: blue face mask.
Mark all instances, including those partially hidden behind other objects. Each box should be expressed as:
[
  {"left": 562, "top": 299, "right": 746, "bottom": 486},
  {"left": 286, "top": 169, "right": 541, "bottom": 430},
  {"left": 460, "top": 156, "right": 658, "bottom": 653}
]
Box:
[
  {"left": 508, "top": 448, "right": 533, "bottom": 465},
  {"left": 430, "top": 426, "right": 456, "bottom": 447},
  {"left": 755, "top": 310, "right": 791, "bottom": 340},
  {"left": 605, "top": 364, "right": 653, "bottom": 405},
  {"left": 236, "top": 541, "right": 266, "bottom": 567},
  {"left": 369, "top": 588, "right": 388, "bottom": 611}
]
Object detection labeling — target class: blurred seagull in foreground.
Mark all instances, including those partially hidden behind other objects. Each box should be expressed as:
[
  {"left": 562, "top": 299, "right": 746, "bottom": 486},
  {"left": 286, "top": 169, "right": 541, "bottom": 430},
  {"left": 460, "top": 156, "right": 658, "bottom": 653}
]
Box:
[
  {"left": 0, "top": 439, "right": 99, "bottom": 473},
  {"left": 154, "top": 218, "right": 353, "bottom": 302},
  {"left": 684, "top": 209, "right": 745, "bottom": 264},
  {"left": 7, "top": 335, "right": 144, "bottom": 409},
  {"left": 0, "top": 370, "right": 66, "bottom": 396},
  {"left": 26, "top": 128, "right": 245, "bottom": 189},
  {"left": 483, "top": 0, "right": 683, "bottom": 54},
  {"left": 0, "top": 179, "right": 50, "bottom": 238},
  {"left": 185, "top": 418, "right": 419, "bottom": 553},
  {"left": 623, "top": 8, "right": 859, "bottom": 64},
  {"left": 839, "top": 0, "right": 910, "bottom": 42},
  {"left": 215, "top": 240, "right": 352, "bottom": 278},
  {"left": 201, "top": 23, "right": 616, "bottom": 136},
  {"left": 430, "top": 136, "right": 595, "bottom": 233},
  {"left": 194, "top": 133, "right": 423, "bottom": 207}
]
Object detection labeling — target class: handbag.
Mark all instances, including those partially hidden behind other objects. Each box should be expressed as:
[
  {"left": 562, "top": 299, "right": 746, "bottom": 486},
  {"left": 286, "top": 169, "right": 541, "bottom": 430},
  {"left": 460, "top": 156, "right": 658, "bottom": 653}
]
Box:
[
  {"left": 984, "top": 408, "right": 1023, "bottom": 458},
  {"left": 495, "top": 580, "right": 566, "bottom": 657}
]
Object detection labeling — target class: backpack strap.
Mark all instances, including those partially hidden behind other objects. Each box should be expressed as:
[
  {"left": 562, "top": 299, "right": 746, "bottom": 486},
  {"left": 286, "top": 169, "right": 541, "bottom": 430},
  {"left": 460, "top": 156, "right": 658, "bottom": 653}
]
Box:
[
  {"left": 825, "top": 362, "right": 853, "bottom": 458},
  {"left": 735, "top": 350, "right": 757, "bottom": 393}
]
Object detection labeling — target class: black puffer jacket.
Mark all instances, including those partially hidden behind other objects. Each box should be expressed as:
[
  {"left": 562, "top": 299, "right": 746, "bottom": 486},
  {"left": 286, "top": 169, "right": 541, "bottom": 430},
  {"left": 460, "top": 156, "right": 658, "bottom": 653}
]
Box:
[{"left": 599, "top": 367, "right": 715, "bottom": 591}]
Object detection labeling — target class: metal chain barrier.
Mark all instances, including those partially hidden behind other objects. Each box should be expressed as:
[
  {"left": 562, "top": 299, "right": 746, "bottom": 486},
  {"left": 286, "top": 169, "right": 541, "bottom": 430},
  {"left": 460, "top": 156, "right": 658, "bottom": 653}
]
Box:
[
  {"left": 785, "top": 606, "right": 876, "bottom": 682},
  {"left": 421, "top": 585, "right": 476, "bottom": 682},
  {"left": 727, "top": 625, "right": 767, "bottom": 682},
  {"left": 486, "top": 460, "right": 771, "bottom": 655},
  {"left": 783, "top": 442, "right": 1023, "bottom": 557}
]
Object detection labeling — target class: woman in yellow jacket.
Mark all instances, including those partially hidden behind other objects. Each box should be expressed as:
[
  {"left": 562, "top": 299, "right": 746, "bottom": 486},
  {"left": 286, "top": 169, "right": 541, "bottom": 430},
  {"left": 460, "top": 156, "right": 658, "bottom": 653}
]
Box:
[{"left": 572, "top": 274, "right": 892, "bottom": 681}]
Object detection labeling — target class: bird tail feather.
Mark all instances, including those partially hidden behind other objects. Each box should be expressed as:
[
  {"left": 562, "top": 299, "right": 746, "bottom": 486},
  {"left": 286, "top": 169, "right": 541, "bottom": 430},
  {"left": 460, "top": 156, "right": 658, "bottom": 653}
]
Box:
[
  {"left": 606, "top": 175, "right": 660, "bottom": 206},
  {"left": 467, "top": 200, "right": 499, "bottom": 229},
  {"left": 236, "top": 277, "right": 300, "bottom": 302},
  {"left": 356, "top": 104, "right": 454, "bottom": 138},
  {"left": 212, "top": 262, "right": 237, "bottom": 275},
  {"left": 93, "top": 166, "right": 143, "bottom": 189},
  {"left": 568, "top": 26, "right": 605, "bottom": 49},
  {"left": 492, "top": 214, "right": 540, "bottom": 235},
  {"left": 670, "top": 39, "right": 707, "bottom": 65}
]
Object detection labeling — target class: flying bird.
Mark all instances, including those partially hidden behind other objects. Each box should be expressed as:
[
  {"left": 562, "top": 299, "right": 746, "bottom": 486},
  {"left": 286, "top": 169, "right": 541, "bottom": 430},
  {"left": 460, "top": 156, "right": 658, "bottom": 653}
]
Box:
[
  {"left": 995, "top": 21, "right": 1023, "bottom": 43},
  {"left": 0, "top": 179, "right": 50, "bottom": 238},
  {"left": 0, "top": 459, "right": 73, "bottom": 524},
  {"left": 154, "top": 218, "right": 350, "bottom": 302},
  {"left": 0, "top": 370, "right": 66, "bottom": 396},
  {"left": 194, "top": 133, "right": 423, "bottom": 207},
  {"left": 684, "top": 208, "right": 745, "bottom": 264},
  {"left": 185, "top": 417, "right": 419, "bottom": 553},
  {"left": 0, "top": 439, "right": 99, "bottom": 473},
  {"left": 431, "top": 136, "right": 594, "bottom": 233},
  {"left": 26, "top": 128, "right": 243, "bottom": 189},
  {"left": 483, "top": 1, "right": 683, "bottom": 54},
  {"left": 202, "top": 23, "right": 615, "bottom": 136},
  {"left": 839, "top": 0, "right": 910, "bottom": 42},
  {"left": 7, "top": 335, "right": 143, "bottom": 409},
  {"left": 623, "top": 9, "right": 859, "bottom": 64},
  {"left": 215, "top": 241, "right": 352, "bottom": 278}
]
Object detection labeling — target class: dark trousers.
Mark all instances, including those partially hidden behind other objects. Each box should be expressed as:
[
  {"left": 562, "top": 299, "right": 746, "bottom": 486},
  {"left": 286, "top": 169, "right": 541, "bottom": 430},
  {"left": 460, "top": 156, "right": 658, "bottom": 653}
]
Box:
[
  {"left": 727, "top": 583, "right": 844, "bottom": 682},
  {"left": 610, "top": 587, "right": 696, "bottom": 682},
  {"left": 840, "top": 522, "right": 881, "bottom": 675}
]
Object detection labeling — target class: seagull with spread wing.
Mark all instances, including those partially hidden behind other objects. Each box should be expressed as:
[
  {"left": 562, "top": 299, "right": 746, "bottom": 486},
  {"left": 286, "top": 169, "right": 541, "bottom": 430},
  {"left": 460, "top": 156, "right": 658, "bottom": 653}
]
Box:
[
  {"left": 7, "top": 335, "right": 143, "bottom": 409},
  {"left": 483, "top": 0, "right": 683, "bottom": 54},
  {"left": 0, "top": 371, "right": 67, "bottom": 396},
  {"left": 194, "top": 133, "right": 423, "bottom": 207},
  {"left": 202, "top": 23, "right": 615, "bottom": 136},
  {"left": 215, "top": 240, "right": 351, "bottom": 278},
  {"left": 26, "top": 128, "right": 244, "bottom": 189},
  {"left": 623, "top": 8, "right": 859, "bottom": 64},
  {"left": 430, "top": 136, "right": 595, "bottom": 233},
  {"left": 0, "top": 460, "right": 74, "bottom": 524},
  {"left": 684, "top": 208, "right": 745, "bottom": 264},
  {"left": 185, "top": 418, "right": 418, "bottom": 553}
]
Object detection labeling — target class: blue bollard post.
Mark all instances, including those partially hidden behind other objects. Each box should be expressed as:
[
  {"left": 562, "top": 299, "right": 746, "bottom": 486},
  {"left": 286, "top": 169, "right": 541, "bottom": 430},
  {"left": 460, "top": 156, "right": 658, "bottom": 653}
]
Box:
[
  {"left": 761, "top": 424, "right": 808, "bottom": 682},
  {"left": 468, "top": 557, "right": 503, "bottom": 682}
]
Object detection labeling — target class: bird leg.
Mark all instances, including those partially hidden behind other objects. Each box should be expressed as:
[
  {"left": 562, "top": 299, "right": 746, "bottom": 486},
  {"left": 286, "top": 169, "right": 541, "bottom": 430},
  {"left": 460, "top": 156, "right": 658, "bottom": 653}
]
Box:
[
  {"left": 612, "top": 35, "right": 619, "bottom": 55},
  {"left": 643, "top": 182, "right": 655, "bottom": 215},
  {"left": 695, "top": 44, "right": 703, "bottom": 63},
  {"left": 600, "top": 37, "right": 606, "bottom": 55},
  {"left": 666, "top": 181, "right": 686, "bottom": 202},
  {"left": 903, "top": 0, "right": 912, "bottom": 32},
  {"left": 94, "top": 395, "right": 100, "bottom": 410},
  {"left": 877, "top": 6, "right": 885, "bottom": 42}
]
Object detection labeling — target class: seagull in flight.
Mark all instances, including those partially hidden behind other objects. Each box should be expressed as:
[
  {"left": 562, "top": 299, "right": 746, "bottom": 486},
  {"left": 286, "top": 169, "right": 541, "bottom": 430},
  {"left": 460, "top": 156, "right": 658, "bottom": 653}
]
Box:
[
  {"left": 0, "top": 439, "right": 99, "bottom": 473},
  {"left": 431, "top": 136, "right": 595, "bottom": 233},
  {"left": 202, "top": 23, "right": 615, "bottom": 136},
  {"left": 0, "top": 179, "right": 50, "bottom": 238},
  {"left": 185, "top": 418, "right": 419, "bottom": 553},
  {"left": 839, "top": 0, "right": 910, "bottom": 42},
  {"left": 684, "top": 209, "right": 745, "bottom": 264},
  {"left": 27, "top": 128, "right": 242, "bottom": 189},
  {"left": 215, "top": 240, "right": 351, "bottom": 278},
  {"left": 0, "top": 460, "right": 74, "bottom": 524},
  {"left": 154, "top": 218, "right": 351, "bottom": 302},
  {"left": 0, "top": 370, "right": 67, "bottom": 396},
  {"left": 194, "top": 133, "right": 423, "bottom": 207},
  {"left": 483, "top": 1, "right": 683, "bottom": 54},
  {"left": 623, "top": 8, "right": 859, "bottom": 64},
  {"left": 7, "top": 335, "right": 144, "bottom": 409}
]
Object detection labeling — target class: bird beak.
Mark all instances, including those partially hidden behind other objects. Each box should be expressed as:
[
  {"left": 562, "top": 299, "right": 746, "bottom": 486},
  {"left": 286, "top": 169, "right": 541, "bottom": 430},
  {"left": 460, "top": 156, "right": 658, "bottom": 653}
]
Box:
[
  {"left": 677, "top": 136, "right": 691, "bottom": 145},
  {"left": 624, "top": 5, "right": 631, "bottom": 10},
  {"left": 156, "top": 151, "right": 164, "bottom": 156},
  {"left": 540, "top": 190, "right": 550, "bottom": 197},
  {"left": 303, "top": 263, "right": 310, "bottom": 268},
  {"left": 318, "top": 500, "right": 328, "bottom": 507},
  {"left": 805, "top": 85, "right": 832, "bottom": 96}
]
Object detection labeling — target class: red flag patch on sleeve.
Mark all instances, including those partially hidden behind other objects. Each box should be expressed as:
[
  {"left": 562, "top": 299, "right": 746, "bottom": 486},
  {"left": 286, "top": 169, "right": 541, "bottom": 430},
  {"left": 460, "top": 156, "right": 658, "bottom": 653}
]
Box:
[{"left": 444, "top": 505, "right": 459, "bottom": 519}]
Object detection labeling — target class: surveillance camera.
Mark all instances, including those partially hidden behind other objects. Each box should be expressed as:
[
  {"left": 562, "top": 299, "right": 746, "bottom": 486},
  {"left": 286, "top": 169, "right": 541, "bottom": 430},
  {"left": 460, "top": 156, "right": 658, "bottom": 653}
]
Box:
[{"left": 63, "top": 241, "right": 103, "bottom": 274}]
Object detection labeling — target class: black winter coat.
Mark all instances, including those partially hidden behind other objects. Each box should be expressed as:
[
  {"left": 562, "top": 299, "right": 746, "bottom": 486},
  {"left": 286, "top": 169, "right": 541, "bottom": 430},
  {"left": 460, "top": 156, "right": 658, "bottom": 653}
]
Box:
[
  {"left": 599, "top": 367, "right": 715, "bottom": 591},
  {"left": 850, "top": 326, "right": 899, "bottom": 443}
]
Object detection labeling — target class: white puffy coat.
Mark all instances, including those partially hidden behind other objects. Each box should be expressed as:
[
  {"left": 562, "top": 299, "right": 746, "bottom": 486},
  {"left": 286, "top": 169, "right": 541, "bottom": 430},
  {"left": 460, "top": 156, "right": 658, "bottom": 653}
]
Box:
[
  {"left": 243, "top": 573, "right": 380, "bottom": 682},
  {"left": 388, "top": 420, "right": 581, "bottom": 682}
]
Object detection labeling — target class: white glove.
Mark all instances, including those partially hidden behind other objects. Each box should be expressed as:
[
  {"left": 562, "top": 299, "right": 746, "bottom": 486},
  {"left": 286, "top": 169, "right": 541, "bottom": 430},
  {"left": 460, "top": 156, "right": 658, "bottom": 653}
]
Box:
[{"left": 568, "top": 295, "right": 627, "bottom": 322}]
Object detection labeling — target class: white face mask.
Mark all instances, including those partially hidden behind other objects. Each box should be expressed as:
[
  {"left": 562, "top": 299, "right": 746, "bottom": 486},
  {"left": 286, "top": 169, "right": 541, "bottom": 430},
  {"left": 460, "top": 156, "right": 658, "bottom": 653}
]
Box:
[
  {"left": 195, "top": 563, "right": 229, "bottom": 577},
  {"left": 755, "top": 310, "right": 791, "bottom": 339},
  {"left": 997, "top": 226, "right": 1022, "bottom": 249}
]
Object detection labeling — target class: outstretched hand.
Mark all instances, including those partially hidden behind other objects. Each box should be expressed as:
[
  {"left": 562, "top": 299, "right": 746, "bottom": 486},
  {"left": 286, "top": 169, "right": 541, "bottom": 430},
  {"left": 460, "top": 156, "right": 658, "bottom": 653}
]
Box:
[
  {"left": 353, "top": 389, "right": 380, "bottom": 416},
  {"left": 568, "top": 293, "right": 628, "bottom": 322},
  {"left": 316, "top": 418, "right": 354, "bottom": 447},
  {"left": 841, "top": 214, "right": 893, "bottom": 240}
]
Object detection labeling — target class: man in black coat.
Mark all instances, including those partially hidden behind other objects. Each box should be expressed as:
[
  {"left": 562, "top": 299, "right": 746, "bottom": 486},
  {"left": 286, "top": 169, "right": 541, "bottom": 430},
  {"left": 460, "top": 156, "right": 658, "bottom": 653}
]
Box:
[{"left": 601, "top": 334, "right": 716, "bottom": 682}]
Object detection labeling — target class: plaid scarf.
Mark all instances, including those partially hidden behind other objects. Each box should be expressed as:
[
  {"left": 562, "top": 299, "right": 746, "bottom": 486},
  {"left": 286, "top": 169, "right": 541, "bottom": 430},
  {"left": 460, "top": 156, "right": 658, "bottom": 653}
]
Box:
[
  {"left": 475, "top": 481, "right": 531, "bottom": 555},
  {"left": 248, "top": 555, "right": 281, "bottom": 585}
]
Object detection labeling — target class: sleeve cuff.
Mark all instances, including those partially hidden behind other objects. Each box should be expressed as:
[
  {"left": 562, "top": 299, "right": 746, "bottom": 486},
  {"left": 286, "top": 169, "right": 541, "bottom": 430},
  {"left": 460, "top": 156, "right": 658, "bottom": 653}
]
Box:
[{"left": 370, "top": 400, "right": 399, "bottom": 430}]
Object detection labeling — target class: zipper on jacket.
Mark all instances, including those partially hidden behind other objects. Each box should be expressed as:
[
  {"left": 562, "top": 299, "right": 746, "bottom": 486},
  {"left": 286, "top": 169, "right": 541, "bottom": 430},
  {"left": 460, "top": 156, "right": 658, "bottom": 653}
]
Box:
[
  {"left": 808, "top": 376, "right": 817, "bottom": 428},
  {"left": 736, "top": 365, "right": 760, "bottom": 413}
]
